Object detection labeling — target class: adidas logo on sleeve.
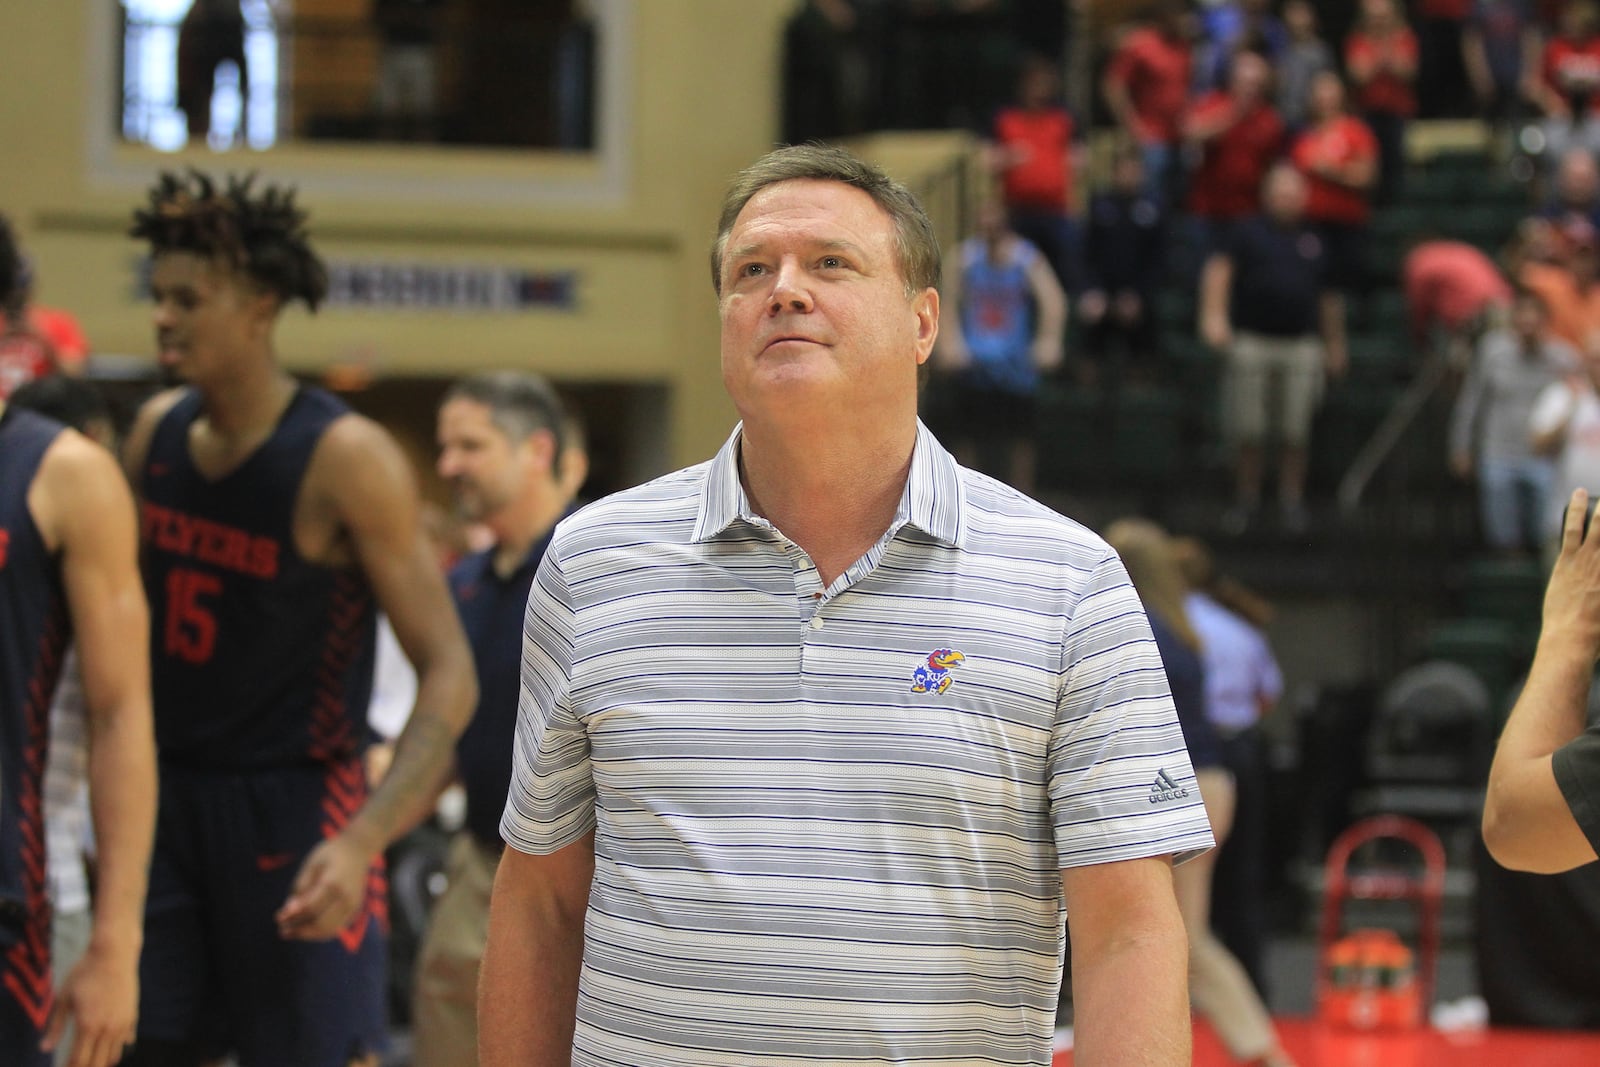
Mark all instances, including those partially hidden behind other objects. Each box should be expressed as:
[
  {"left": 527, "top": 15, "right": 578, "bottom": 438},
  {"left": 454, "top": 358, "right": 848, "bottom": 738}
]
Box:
[{"left": 1149, "top": 768, "right": 1190, "bottom": 804}]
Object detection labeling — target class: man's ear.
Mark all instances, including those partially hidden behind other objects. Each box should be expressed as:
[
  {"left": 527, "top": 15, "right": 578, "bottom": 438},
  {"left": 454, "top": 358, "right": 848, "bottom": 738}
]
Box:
[
  {"left": 525, "top": 427, "right": 559, "bottom": 472},
  {"left": 913, "top": 287, "right": 939, "bottom": 366}
]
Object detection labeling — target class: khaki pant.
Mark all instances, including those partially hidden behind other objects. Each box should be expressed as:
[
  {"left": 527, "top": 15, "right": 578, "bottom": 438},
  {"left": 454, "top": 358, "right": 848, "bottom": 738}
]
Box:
[
  {"left": 411, "top": 833, "right": 501, "bottom": 1067},
  {"left": 51, "top": 908, "right": 91, "bottom": 1067},
  {"left": 1173, "top": 767, "right": 1282, "bottom": 1062},
  {"left": 1225, "top": 332, "right": 1325, "bottom": 448}
]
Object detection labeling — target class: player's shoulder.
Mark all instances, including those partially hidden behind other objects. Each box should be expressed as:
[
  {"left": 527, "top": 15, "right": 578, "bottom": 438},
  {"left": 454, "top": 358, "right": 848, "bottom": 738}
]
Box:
[
  {"left": 34, "top": 425, "right": 133, "bottom": 543},
  {"left": 305, "top": 388, "right": 406, "bottom": 476},
  {"left": 301, "top": 406, "right": 421, "bottom": 524},
  {"left": 123, "top": 386, "right": 192, "bottom": 477},
  {"left": 127, "top": 386, "right": 190, "bottom": 441}
]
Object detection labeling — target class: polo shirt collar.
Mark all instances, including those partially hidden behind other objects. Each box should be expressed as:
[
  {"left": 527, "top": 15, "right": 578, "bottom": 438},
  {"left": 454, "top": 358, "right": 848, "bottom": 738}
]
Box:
[{"left": 692, "top": 420, "right": 965, "bottom": 548}]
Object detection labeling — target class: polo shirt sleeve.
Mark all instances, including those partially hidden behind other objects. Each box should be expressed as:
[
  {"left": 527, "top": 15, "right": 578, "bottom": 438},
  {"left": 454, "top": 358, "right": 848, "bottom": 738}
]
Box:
[
  {"left": 500, "top": 546, "right": 594, "bottom": 855},
  {"left": 1553, "top": 724, "right": 1600, "bottom": 856},
  {"left": 1047, "top": 550, "right": 1215, "bottom": 870}
]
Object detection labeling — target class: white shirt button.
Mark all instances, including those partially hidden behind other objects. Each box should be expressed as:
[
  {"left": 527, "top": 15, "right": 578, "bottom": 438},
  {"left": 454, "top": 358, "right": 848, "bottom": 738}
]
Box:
[{"left": 809, "top": 615, "right": 824, "bottom": 631}]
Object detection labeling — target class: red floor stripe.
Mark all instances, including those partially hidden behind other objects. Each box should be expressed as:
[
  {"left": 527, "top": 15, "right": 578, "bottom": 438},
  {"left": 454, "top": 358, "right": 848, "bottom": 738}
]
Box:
[{"left": 1052, "top": 1017, "right": 1600, "bottom": 1066}]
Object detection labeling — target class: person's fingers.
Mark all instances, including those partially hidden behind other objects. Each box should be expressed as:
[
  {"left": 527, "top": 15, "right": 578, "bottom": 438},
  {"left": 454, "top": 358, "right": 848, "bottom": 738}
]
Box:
[
  {"left": 41, "top": 988, "right": 68, "bottom": 1052},
  {"left": 280, "top": 873, "right": 357, "bottom": 938},
  {"left": 1565, "top": 487, "right": 1589, "bottom": 552},
  {"left": 65, "top": 1023, "right": 100, "bottom": 1067}
]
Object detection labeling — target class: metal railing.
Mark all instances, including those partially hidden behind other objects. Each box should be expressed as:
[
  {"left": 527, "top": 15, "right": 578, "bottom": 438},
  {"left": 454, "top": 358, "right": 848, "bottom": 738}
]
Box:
[{"left": 119, "top": 10, "right": 595, "bottom": 151}]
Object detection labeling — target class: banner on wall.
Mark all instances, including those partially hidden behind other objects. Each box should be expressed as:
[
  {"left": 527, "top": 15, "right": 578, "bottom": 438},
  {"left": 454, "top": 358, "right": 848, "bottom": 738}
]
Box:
[
  {"left": 324, "top": 261, "right": 578, "bottom": 312},
  {"left": 133, "top": 257, "right": 578, "bottom": 312}
]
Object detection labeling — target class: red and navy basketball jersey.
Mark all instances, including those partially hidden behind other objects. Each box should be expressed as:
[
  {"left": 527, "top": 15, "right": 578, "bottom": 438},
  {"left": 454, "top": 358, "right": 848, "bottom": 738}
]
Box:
[
  {"left": 139, "top": 386, "right": 377, "bottom": 770},
  {"left": 0, "top": 408, "right": 68, "bottom": 1024}
]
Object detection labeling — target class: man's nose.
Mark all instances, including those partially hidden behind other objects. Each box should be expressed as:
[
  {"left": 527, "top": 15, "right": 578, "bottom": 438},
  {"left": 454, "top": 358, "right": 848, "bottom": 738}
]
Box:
[{"left": 768, "top": 259, "right": 814, "bottom": 314}]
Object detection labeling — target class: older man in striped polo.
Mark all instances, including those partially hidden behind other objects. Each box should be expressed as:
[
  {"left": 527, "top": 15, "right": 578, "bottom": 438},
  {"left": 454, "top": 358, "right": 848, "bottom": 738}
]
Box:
[{"left": 480, "top": 143, "right": 1214, "bottom": 1067}]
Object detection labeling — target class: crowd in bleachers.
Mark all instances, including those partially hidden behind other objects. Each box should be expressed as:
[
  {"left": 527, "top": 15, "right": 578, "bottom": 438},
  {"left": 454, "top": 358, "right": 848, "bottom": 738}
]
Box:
[
  {"left": 779, "top": 13, "right": 1600, "bottom": 1028},
  {"left": 782, "top": 0, "right": 1600, "bottom": 550}
]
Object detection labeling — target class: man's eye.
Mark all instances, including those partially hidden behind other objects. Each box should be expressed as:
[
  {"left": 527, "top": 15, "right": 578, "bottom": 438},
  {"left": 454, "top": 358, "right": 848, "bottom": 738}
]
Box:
[
  {"left": 821, "top": 256, "right": 843, "bottom": 269},
  {"left": 741, "top": 263, "right": 766, "bottom": 277}
]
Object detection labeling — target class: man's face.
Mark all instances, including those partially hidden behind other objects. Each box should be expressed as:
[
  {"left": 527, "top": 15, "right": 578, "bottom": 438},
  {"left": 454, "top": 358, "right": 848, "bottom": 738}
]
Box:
[
  {"left": 1230, "top": 53, "right": 1270, "bottom": 102},
  {"left": 1560, "top": 152, "right": 1599, "bottom": 206},
  {"left": 1512, "top": 298, "right": 1547, "bottom": 341},
  {"left": 1362, "top": 0, "right": 1395, "bottom": 29},
  {"left": 149, "top": 251, "right": 274, "bottom": 383},
  {"left": 716, "top": 179, "right": 937, "bottom": 427},
  {"left": 436, "top": 397, "right": 546, "bottom": 523},
  {"left": 1310, "top": 72, "right": 1344, "bottom": 119},
  {"left": 1265, "top": 169, "right": 1307, "bottom": 222}
]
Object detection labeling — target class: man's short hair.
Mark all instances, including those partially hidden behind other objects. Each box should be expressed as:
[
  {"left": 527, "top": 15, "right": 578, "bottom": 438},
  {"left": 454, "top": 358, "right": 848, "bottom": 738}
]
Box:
[
  {"left": 8, "top": 374, "right": 112, "bottom": 437},
  {"left": 709, "top": 143, "right": 941, "bottom": 298},
  {"left": 441, "top": 371, "right": 568, "bottom": 460},
  {"left": 130, "top": 170, "right": 328, "bottom": 311}
]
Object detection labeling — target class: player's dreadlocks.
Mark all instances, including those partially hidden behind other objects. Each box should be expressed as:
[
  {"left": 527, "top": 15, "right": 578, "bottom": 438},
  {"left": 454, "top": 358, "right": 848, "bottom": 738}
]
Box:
[{"left": 130, "top": 171, "right": 328, "bottom": 312}]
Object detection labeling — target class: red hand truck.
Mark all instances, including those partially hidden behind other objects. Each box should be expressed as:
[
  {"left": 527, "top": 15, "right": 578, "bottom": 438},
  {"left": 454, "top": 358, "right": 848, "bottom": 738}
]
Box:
[{"left": 1315, "top": 814, "right": 1447, "bottom": 1032}]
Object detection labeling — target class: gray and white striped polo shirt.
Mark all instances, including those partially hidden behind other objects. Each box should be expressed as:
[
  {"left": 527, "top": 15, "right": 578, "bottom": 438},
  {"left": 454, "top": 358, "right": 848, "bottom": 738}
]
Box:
[{"left": 503, "top": 421, "right": 1213, "bottom": 1066}]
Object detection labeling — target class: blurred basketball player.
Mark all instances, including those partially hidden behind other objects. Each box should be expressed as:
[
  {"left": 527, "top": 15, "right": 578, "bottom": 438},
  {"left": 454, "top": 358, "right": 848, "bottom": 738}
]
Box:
[
  {"left": 1, "top": 357, "right": 157, "bottom": 1066},
  {"left": 119, "top": 172, "right": 476, "bottom": 1067}
]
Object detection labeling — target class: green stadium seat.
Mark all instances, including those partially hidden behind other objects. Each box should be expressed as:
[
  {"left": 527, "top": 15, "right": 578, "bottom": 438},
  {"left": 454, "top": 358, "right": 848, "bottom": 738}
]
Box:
[
  {"left": 1373, "top": 205, "right": 1430, "bottom": 244},
  {"left": 1362, "top": 289, "right": 1409, "bottom": 335},
  {"left": 1310, "top": 384, "right": 1393, "bottom": 488},
  {"left": 1421, "top": 617, "right": 1529, "bottom": 710},
  {"left": 1425, "top": 148, "right": 1495, "bottom": 176},
  {"left": 1036, "top": 383, "right": 1110, "bottom": 490},
  {"left": 1461, "top": 557, "right": 1544, "bottom": 642},
  {"left": 1112, "top": 385, "right": 1185, "bottom": 485},
  {"left": 1154, "top": 289, "right": 1197, "bottom": 332},
  {"left": 1345, "top": 332, "right": 1417, "bottom": 383},
  {"left": 1366, "top": 234, "right": 1406, "bottom": 286},
  {"left": 1404, "top": 168, "right": 1460, "bottom": 206}
]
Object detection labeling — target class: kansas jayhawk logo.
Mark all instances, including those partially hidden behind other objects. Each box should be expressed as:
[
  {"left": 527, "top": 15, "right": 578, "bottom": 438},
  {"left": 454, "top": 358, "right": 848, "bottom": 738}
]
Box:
[{"left": 910, "top": 648, "right": 964, "bottom": 695}]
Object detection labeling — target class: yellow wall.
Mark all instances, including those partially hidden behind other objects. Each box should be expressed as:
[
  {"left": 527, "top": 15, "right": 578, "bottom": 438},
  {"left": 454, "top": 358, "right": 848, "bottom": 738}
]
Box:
[{"left": 0, "top": 0, "right": 795, "bottom": 470}]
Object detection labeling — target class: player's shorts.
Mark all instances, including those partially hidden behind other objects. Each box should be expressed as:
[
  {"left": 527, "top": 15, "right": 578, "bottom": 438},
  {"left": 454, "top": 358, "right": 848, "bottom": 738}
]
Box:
[
  {"left": 0, "top": 894, "right": 52, "bottom": 1067},
  {"left": 137, "top": 758, "right": 388, "bottom": 1067}
]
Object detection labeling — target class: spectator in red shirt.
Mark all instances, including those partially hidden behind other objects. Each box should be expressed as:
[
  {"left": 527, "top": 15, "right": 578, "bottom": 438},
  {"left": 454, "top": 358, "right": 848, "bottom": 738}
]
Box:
[
  {"left": 1102, "top": 0, "right": 1194, "bottom": 205},
  {"left": 1345, "top": 0, "right": 1419, "bottom": 204},
  {"left": 1403, "top": 238, "right": 1514, "bottom": 365},
  {"left": 1183, "top": 50, "right": 1286, "bottom": 256},
  {"left": 1533, "top": 1, "right": 1600, "bottom": 167},
  {"left": 989, "top": 56, "right": 1084, "bottom": 293},
  {"left": 1519, "top": 233, "right": 1600, "bottom": 352},
  {"left": 1291, "top": 70, "right": 1378, "bottom": 301}
]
